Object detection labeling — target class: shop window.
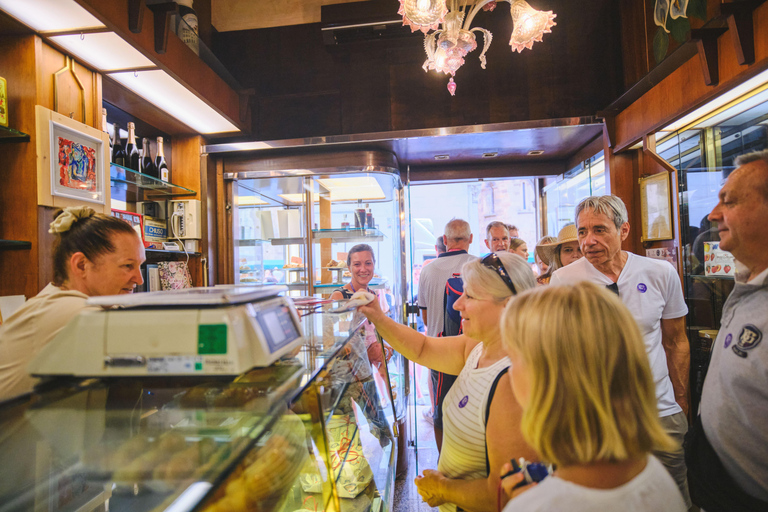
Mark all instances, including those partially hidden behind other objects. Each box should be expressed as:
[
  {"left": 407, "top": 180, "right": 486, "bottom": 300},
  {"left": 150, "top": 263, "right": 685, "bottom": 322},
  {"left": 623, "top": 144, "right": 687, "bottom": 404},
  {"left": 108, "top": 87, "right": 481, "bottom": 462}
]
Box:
[{"left": 542, "top": 151, "right": 605, "bottom": 235}]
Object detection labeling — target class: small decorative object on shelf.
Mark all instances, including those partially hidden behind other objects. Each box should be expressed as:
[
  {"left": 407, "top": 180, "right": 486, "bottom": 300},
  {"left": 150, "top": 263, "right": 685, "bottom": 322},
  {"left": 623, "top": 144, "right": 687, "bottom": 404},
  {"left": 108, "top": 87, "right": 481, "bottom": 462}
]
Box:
[
  {"left": 156, "top": 137, "right": 169, "bottom": 182},
  {"left": 125, "top": 122, "right": 140, "bottom": 172},
  {"left": 177, "top": 0, "right": 200, "bottom": 56},
  {"left": 0, "top": 75, "right": 7, "bottom": 127},
  {"left": 111, "top": 123, "right": 126, "bottom": 167}
]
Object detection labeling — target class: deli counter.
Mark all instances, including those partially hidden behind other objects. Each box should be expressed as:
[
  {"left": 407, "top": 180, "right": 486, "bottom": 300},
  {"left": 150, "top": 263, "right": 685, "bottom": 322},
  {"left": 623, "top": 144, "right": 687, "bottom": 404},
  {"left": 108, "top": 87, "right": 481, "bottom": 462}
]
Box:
[{"left": 0, "top": 289, "right": 403, "bottom": 512}]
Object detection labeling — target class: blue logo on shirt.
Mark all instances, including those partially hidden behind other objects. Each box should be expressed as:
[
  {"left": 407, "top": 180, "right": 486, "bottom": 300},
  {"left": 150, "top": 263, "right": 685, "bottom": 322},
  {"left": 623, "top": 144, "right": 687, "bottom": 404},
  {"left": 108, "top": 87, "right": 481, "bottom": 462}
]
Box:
[
  {"left": 724, "top": 333, "right": 733, "bottom": 348},
  {"left": 637, "top": 283, "right": 647, "bottom": 293},
  {"left": 459, "top": 396, "right": 469, "bottom": 408}
]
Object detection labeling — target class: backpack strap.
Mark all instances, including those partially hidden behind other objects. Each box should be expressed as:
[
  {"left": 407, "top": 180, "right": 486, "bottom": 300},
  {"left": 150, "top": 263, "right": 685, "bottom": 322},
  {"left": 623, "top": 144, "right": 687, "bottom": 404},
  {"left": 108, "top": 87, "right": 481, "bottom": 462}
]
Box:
[{"left": 485, "top": 366, "right": 510, "bottom": 475}]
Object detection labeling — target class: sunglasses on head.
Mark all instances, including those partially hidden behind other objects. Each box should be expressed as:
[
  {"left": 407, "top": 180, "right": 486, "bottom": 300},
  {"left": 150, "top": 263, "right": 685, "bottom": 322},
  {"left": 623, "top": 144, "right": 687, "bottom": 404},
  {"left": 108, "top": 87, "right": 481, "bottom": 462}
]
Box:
[{"left": 481, "top": 253, "right": 517, "bottom": 295}]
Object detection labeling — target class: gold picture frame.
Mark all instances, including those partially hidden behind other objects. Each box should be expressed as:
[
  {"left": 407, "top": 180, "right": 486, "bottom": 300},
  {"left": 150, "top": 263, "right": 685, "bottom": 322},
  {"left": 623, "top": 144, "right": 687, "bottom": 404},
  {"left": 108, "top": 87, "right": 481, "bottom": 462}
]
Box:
[
  {"left": 639, "top": 172, "right": 673, "bottom": 242},
  {"left": 35, "top": 105, "right": 111, "bottom": 213}
]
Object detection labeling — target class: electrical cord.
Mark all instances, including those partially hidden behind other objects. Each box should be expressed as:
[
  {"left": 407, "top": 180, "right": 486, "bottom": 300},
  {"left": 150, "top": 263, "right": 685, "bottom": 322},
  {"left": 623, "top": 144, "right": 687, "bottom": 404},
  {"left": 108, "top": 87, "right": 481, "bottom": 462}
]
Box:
[{"left": 170, "top": 210, "right": 189, "bottom": 265}]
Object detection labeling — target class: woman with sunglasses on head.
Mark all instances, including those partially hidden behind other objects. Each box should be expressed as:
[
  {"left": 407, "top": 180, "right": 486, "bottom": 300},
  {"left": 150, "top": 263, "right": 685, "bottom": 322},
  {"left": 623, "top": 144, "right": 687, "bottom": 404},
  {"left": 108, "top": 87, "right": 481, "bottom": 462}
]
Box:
[
  {"left": 358, "top": 252, "right": 537, "bottom": 512},
  {"left": 499, "top": 283, "right": 685, "bottom": 511}
]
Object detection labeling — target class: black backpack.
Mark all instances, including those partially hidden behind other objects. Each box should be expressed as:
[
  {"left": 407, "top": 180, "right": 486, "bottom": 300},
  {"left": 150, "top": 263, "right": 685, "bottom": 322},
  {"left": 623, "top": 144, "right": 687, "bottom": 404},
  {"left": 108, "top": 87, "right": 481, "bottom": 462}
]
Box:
[{"left": 441, "top": 273, "right": 463, "bottom": 337}]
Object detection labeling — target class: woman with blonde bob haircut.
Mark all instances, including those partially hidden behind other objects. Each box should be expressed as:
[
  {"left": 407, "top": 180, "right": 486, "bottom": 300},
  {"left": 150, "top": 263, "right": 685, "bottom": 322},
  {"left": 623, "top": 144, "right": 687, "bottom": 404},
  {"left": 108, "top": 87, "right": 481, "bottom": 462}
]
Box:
[{"left": 499, "top": 282, "right": 686, "bottom": 511}]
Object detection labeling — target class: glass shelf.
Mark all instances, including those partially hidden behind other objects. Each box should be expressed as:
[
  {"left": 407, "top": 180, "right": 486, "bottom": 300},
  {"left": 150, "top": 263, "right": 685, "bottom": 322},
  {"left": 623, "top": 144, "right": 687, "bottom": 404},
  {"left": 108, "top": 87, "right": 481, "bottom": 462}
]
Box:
[
  {"left": 0, "top": 125, "right": 30, "bottom": 142},
  {"left": 145, "top": 249, "right": 201, "bottom": 256},
  {"left": 271, "top": 228, "right": 384, "bottom": 246},
  {"left": 110, "top": 163, "right": 196, "bottom": 197},
  {"left": 0, "top": 239, "right": 31, "bottom": 250},
  {"left": 237, "top": 239, "right": 270, "bottom": 247}
]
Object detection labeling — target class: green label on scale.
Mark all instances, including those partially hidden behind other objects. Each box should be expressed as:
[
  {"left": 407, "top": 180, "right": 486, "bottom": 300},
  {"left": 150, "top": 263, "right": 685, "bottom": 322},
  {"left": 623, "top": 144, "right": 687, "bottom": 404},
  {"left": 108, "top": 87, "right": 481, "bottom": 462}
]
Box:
[{"left": 198, "top": 324, "right": 227, "bottom": 354}]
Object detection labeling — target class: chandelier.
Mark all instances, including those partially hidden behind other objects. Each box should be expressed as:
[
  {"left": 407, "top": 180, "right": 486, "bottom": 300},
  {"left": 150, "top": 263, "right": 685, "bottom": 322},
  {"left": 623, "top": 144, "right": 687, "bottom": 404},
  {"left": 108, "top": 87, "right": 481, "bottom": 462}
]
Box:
[{"left": 398, "top": 0, "right": 556, "bottom": 95}]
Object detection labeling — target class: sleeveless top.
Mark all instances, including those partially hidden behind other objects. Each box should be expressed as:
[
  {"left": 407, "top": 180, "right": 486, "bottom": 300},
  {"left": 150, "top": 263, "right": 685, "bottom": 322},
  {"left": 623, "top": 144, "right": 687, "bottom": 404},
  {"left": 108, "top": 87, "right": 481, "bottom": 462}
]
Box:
[{"left": 437, "top": 343, "right": 511, "bottom": 512}]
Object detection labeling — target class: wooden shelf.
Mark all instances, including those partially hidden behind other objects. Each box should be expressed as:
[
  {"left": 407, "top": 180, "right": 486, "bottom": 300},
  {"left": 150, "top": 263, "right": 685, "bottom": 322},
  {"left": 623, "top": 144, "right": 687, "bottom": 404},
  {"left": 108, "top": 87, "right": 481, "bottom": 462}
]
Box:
[
  {"left": 0, "top": 239, "right": 31, "bottom": 250},
  {"left": 0, "top": 125, "right": 30, "bottom": 143}
]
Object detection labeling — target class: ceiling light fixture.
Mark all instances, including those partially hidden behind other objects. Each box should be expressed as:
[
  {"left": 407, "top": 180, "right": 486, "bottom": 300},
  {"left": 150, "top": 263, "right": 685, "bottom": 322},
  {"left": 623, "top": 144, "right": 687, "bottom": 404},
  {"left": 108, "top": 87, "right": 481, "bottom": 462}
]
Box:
[
  {"left": 399, "top": 0, "right": 556, "bottom": 95},
  {"left": 0, "top": 0, "right": 105, "bottom": 33},
  {"left": 527, "top": 149, "right": 544, "bottom": 155}
]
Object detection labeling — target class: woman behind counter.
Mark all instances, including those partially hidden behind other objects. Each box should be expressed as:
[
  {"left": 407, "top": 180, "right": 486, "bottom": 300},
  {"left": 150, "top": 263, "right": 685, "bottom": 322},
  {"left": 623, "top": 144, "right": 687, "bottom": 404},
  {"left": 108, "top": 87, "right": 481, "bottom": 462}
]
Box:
[
  {"left": 358, "top": 251, "right": 537, "bottom": 512},
  {"left": 500, "top": 283, "right": 685, "bottom": 511},
  {"left": 0, "top": 207, "right": 145, "bottom": 402}
]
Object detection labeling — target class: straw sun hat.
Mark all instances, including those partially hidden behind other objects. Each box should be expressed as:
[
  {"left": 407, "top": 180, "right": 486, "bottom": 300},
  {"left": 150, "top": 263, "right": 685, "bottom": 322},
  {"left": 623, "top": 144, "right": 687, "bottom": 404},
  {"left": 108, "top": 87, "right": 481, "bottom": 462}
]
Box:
[{"left": 536, "top": 224, "right": 578, "bottom": 266}]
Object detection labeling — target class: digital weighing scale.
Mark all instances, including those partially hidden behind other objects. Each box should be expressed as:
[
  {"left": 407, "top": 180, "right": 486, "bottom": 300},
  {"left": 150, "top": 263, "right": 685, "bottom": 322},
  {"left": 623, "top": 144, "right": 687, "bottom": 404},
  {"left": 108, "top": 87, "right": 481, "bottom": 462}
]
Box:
[{"left": 28, "top": 286, "right": 305, "bottom": 377}]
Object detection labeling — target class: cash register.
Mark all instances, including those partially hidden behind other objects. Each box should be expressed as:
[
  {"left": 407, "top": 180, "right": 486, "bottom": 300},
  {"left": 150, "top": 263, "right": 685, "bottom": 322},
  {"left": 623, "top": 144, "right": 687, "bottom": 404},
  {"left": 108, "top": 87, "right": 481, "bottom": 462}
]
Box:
[{"left": 28, "top": 285, "right": 304, "bottom": 377}]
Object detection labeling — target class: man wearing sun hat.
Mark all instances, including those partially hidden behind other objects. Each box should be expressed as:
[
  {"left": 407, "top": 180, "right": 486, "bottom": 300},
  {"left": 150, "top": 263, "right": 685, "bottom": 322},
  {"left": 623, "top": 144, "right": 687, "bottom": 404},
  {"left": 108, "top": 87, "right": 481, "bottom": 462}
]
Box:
[{"left": 550, "top": 194, "right": 691, "bottom": 508}]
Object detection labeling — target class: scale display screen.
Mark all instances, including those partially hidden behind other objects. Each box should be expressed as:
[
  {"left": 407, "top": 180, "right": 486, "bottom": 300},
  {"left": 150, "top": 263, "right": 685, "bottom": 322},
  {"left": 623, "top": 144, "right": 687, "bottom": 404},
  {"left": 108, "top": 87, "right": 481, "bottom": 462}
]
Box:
[{"left": 254, "top": 304, "right": 301, "bottom": 352}]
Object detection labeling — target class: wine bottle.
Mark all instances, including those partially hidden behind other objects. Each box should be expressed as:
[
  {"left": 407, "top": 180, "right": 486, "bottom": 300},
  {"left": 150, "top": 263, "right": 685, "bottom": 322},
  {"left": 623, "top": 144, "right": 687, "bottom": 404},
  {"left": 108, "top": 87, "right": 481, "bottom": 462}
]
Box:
[
  {"left": 141, "top": 138, "right": 157, "bottom": 178},
  {"left": 177, "top": 0, "right": 199, "bottom": 55},
  {"left": 101, "top": 108, "right": 112, "bottom": 156},
  {"left": 125, "top": 122, "right": 140, "bottom": 171},
  {"left": 111, "top": 123, "right": 126, "bottom": 167},
  {"left": 155, "top": 136, "right": 169, "bottom": 182}
]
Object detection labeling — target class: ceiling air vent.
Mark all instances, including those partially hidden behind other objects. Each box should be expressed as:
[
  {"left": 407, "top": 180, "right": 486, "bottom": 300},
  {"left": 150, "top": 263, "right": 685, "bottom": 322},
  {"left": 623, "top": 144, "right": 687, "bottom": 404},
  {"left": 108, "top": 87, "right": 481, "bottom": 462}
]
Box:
[{"left": 321, "top": 1, "right": 413, "bottom": 45}]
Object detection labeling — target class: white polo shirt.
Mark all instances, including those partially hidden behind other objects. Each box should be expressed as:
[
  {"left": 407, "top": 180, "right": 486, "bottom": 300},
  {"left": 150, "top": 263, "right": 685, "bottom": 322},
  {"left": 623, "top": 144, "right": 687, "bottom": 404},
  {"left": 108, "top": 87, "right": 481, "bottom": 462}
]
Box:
[{"left": 551, "top": 253, "right": 688, "bottom": 417}]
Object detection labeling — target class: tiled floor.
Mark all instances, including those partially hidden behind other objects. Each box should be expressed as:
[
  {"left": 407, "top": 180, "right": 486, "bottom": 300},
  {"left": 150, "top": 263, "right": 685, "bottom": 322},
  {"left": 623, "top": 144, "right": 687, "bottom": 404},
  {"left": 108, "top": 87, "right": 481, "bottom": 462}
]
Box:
[{"left": 393, "top": 404, "right": 440, "bottom": 512}]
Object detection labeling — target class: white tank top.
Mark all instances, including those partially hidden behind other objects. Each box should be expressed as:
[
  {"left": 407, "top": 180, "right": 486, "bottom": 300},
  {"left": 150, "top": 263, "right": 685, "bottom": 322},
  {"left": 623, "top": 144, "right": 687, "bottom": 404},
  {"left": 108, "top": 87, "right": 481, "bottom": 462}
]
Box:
[{"left": 437, "top": 343, "right": 511, "bottom": 512}]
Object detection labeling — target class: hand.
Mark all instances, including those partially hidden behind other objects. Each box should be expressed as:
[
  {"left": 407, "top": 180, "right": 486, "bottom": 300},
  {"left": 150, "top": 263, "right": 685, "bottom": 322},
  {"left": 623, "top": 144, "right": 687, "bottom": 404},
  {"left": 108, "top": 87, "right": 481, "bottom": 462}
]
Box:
[
  {"left": 357, "top": 294, "right": 386, "bottom": 324},
  {"left": 415, "top": 469, "right": 447, "bottom": 507},
  {"left": 500, "top": 463, "right": 537, "bottom": 500}
]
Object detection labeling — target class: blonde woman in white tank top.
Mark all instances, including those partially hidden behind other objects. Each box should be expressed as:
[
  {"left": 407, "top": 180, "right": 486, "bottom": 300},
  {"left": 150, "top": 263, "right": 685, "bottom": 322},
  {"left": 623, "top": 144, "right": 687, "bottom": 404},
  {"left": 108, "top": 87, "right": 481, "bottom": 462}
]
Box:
[{"left": 358, "top": 252, "right": 538, "bottom": 512}]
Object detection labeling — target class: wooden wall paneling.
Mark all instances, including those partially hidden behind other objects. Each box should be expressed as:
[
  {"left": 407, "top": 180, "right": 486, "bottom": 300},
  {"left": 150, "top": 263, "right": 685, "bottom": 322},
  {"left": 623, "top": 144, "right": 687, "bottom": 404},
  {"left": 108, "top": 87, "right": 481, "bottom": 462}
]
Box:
[
  {"left": 0, "top": 35, "right": 41, "bottom": 298},
  {"left": 38, "top": 44, "right": 99, "bottom": 127},
  {"left": 604, "top": 144, "right": 643, "bottom": 256},
  {"left": 202, "top": 153, "right": 217, "bottom": 286},
  {"left": 614, "top": 1, "right": 768, "bottom": 151},
  {"left": 170, "top": 135, "right": 203, "bottom": 200},
  {"left": 215, "top": 159, "right": 234, "bottom": 284}
]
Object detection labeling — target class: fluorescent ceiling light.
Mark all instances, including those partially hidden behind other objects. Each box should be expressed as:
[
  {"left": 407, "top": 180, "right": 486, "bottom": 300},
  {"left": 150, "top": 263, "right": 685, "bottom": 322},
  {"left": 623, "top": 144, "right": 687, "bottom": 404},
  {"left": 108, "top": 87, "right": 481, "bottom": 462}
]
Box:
[
  {"left": 316, "top": 177, "right": 386, "bottom": 201},
  {"left": 695, "top": 87, "right": 768, "bottom": 128},
  {"left": 0, "top": 0, "right": 105, "bottom": 32},
  {"left": 236, "top": 196, "right": 269, "bottom": 206},
  {"left": 107, "top": 70, "right": 239, "bottom": 134},
  {"left": 49, "top": 32, "right": 154, "bottom": 72},
  {"left": 663, "top": 68, "right": 768, "bottom": 132}
]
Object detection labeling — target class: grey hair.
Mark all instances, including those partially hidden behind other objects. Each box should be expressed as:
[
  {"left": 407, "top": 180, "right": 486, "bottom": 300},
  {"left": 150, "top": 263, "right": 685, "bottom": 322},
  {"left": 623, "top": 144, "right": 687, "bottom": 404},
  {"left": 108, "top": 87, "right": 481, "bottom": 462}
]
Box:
[
  {"left": 486, "top": 221, "right": 510, "bottom": 240},
  {"left": 575, "top": 195, "right": 629, "bottom": 230},
  {"left": 436, "top": 235, "right": 447, "bottom": 253},
  {"left": 444, "top": 218, "right": 472, "bottom": 242},
  {"left": 462, "top": 252, "right": 536, "bottom": 302},
  {"left": 734, "top": 150, "right": 768, "bottom": 201},
  {"left": 346, "top": 243, "right": 375, "bottom": 267},
  {"left": 734, "top": 149, "right": 768, "bottom": 167}
]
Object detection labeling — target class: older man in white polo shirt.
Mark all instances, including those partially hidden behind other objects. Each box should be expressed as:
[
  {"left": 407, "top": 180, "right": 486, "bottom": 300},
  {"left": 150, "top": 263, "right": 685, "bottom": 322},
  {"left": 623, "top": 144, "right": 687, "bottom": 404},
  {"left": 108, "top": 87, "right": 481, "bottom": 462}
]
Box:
[{"left": 551, "top": 194, "right": 691, "bottom": 508}]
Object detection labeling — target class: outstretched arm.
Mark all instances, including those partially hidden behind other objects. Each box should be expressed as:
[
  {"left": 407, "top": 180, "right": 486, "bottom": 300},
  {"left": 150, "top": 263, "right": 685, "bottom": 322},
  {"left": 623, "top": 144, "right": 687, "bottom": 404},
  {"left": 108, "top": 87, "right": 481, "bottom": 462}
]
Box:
[{"left": 358, "top": 296, "right": 472, "bottom": 375}]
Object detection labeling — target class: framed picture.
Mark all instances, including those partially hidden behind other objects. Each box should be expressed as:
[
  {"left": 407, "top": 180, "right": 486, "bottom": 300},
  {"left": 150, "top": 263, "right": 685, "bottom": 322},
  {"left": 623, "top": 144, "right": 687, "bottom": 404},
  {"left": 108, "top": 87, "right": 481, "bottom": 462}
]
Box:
[
  {"left": 639, "top": 172, "right": 673, "bottom": 242},
  {"left": 36, "top": 106, "right": 111, "bottom": 213}
]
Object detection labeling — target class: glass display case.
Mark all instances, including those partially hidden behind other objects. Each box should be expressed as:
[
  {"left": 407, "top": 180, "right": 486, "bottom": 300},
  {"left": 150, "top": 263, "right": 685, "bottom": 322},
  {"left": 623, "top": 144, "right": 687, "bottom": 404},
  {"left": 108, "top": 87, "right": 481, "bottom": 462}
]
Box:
[
  {"left": 542, "top": 151, "right": 605, "bottom": 235},
  {"left": 654, "top": 88, "right": 768, "bottom": 415},
  {"left": 0, "top": 307, "right": 399, "bottom": 512}
]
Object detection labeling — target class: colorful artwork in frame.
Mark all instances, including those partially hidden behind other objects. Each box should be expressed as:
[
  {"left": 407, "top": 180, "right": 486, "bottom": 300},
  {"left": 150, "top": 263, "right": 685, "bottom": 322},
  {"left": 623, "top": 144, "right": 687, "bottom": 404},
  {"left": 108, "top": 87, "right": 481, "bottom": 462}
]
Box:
[{"left": 49, "top": 121, "right": 105, "bottom": 204}]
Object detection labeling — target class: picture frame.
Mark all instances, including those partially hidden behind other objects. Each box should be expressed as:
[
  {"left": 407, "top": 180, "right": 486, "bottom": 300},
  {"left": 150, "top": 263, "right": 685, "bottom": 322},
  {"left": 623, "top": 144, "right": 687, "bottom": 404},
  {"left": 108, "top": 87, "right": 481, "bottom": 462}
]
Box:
[
  {"left": 36, "top": 105, "right": 111, "bottom": 213},
  {"left": 639, "top": 172, "right": 673, "bottom": 242}
]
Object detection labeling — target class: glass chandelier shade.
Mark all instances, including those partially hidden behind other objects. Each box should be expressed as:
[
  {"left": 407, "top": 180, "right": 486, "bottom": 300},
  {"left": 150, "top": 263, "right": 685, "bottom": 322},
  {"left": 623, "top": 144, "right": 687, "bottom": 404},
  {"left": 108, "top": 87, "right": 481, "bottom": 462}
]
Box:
[
  {"left": 402, "top": 0, "right": 556, "bottom": 95},
  {"left": 508, "top": 0, "right": 557, "bottom": 53},
  {"left": 399, "top": 0, "right": 448, "bottom": 33}
]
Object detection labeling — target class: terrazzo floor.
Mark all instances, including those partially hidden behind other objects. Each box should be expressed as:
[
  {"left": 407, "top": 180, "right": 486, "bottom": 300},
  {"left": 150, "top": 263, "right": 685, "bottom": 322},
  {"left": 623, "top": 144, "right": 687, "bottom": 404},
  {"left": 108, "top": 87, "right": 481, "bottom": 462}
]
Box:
[{"left": 393, "top": 403, "right": 440, "bottom": 512}]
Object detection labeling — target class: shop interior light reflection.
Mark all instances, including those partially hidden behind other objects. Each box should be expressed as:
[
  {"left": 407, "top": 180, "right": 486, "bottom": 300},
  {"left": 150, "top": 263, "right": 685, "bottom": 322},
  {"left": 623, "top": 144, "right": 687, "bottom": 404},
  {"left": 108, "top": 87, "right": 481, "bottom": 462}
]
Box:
[
  {"left": 0, "top": 0, "right": 104, "bottom": 32},
  {"left": 108, "top": 70, "right": 239, "bottom": 134}
]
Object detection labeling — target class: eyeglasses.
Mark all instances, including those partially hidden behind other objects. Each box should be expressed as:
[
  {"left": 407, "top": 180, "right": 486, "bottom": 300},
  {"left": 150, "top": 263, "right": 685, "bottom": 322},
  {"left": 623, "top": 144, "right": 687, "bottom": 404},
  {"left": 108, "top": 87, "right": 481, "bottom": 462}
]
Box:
[{"left": 481, "top": 253, "right": 517, "bottom": 295}]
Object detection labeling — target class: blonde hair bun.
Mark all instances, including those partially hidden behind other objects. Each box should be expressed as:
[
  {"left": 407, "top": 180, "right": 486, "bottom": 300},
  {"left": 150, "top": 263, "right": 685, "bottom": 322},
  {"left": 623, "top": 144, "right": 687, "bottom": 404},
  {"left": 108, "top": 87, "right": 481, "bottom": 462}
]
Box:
[{"left": 48, "top": 206, "right": 96, "bottom": 234}]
